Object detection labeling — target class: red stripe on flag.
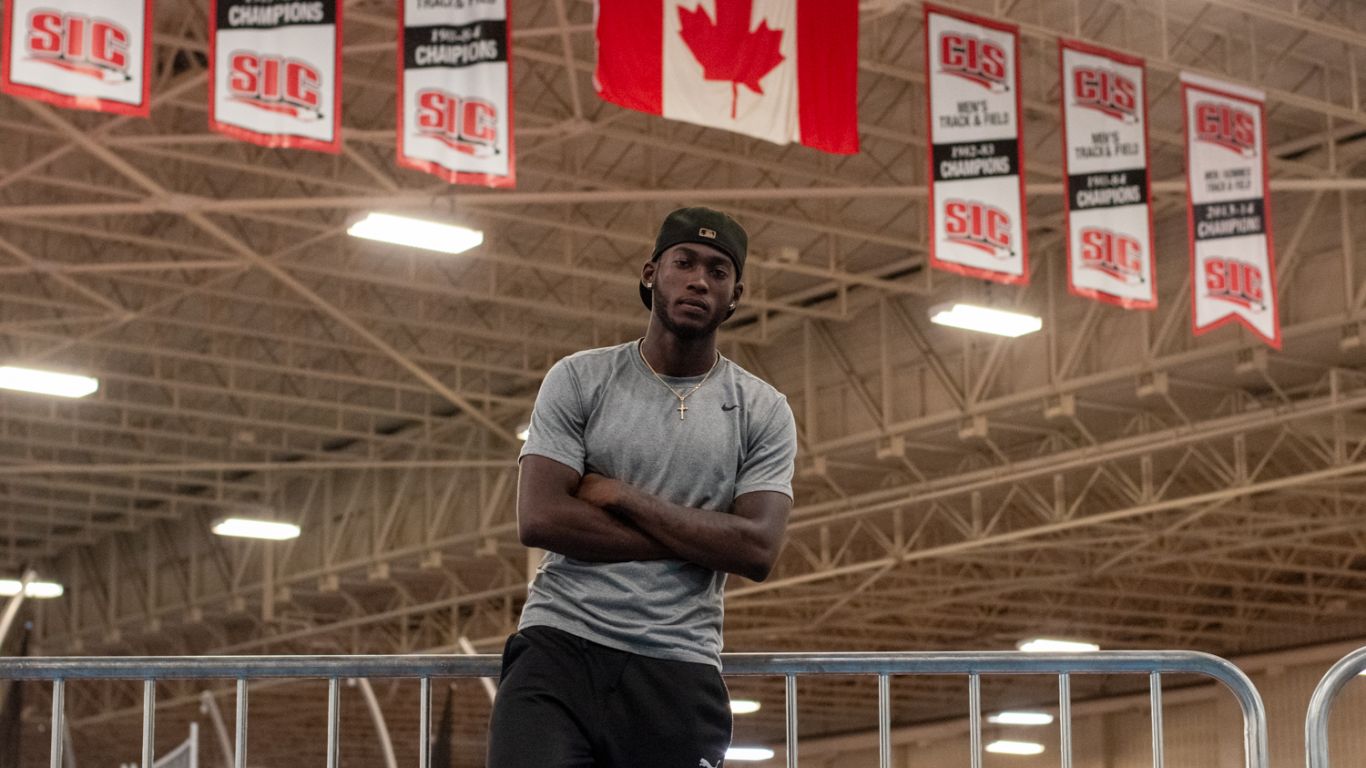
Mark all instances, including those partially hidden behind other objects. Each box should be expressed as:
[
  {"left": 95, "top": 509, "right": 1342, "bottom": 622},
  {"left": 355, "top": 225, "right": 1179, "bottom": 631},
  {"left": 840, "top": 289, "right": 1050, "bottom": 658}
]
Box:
[
  {"left": 595, "top": 0, "right": 663, "bottom": 115},
  {"left": 796, "top": 0, "right": 858, "bottom": 154}
]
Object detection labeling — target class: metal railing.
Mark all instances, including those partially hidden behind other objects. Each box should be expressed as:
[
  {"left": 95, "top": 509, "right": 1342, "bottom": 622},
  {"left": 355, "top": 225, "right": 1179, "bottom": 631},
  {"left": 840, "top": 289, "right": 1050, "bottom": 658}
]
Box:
[
  {"left": 0, "top": 650, "right": 1269, "bottom": 768},
  {"left": 1305, "top": 645, "right": 1366, "bottom": 768}
]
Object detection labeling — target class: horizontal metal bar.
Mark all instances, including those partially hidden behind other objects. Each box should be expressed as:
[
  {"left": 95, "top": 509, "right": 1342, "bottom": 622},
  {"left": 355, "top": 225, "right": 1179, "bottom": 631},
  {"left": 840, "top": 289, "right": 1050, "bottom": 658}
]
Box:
[{"left": 0, "top": 650, "right": 1254, "bottom": 680}]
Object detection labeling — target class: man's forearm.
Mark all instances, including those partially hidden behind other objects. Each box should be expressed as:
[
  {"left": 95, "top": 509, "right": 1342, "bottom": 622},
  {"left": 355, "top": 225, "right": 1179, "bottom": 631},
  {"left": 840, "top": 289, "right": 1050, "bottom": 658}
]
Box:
[
  {"left": 608, "top": 485, "right": 776, "bottom": 581},
  {"left": 520, "top": 495, "right": 675, "bottom": 562}
]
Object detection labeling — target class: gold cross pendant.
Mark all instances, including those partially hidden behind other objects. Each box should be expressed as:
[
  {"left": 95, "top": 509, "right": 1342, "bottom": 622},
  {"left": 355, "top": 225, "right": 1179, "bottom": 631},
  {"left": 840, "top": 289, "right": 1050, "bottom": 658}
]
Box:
[{"left": 677, "top": 400, "right": 688, "bottom": 420}]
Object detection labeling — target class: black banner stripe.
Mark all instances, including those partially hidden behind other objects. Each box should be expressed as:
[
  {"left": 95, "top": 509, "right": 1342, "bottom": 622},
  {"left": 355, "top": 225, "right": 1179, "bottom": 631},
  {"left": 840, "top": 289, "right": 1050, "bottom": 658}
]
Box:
[
  {"left": 218, "top": 0, "right": 336, "bottom": 30},
  {"left": 1193, "top": 198, "right": 1266, "bottom": 241},
  {"left": 404, "top": 21, "right": 508, "bottom": 69},
  {"left": 931, "top": 139, "right": 1019, "bottom": 182},
  {"left": 1067, "top": 169, "right": 1149, "bottom": 211}
]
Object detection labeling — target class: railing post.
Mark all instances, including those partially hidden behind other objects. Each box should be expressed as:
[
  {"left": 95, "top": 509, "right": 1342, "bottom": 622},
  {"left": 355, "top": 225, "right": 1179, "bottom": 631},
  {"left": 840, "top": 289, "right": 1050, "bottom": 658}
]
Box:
[
  {"left": 877, "top": 673, "right": 891, "bottom": 768},
  {"left": 1150, "top": 671, "right": 1165, "bottom": 768},
  {"left": 968, "top": 672, "right": 982, "bottom": 768},
  {"left": 419, "top": 677, "right": 431, "bottom": 768},
  {"left": 326, "top": 678, "right": 340, "bottom": 768},
  {"left": 1059, "top": 673, "right": 1073, "bottom": 768},
  {"left": 234, "top": 678, "right": 247, "bottom": 768},
  {"left": 142, "top": 679, "right": 156, "bottom": 768},
  {"left": 785, "top": 674, "right": 798, "bottom": 768},
  {"left": 49, "top": 679, "right": 64, "bottom": 768}
]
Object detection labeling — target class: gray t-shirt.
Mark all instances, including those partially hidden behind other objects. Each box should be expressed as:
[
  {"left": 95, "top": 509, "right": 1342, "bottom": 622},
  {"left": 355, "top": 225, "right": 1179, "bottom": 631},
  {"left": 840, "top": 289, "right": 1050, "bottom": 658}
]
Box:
[{"left": 517, "top": 340, "right": 797, "bottom": 667}]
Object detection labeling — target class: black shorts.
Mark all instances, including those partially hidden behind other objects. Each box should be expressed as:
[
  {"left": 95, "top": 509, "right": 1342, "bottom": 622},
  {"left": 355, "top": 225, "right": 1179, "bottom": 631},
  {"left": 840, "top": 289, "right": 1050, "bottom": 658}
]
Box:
[{"left": 486, "top": 625, "right": 732, "bottom": 768}]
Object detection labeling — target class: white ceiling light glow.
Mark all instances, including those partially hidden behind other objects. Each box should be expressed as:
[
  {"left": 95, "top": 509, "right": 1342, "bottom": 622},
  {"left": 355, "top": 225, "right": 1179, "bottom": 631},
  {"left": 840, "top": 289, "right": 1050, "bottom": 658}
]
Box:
[
  {"left": 1016, "top": 638, "right": 1100, "bottom": 653},
  {"left": 989, "top": 711, "right": 1055, "bottom": 726},
  {"left": 729, "top": 699, "right": 761, "bottom": 714},
  {"left": 212, "top": 517, "right": 301, "bottom": 541},
  {"left": 347, "top": 212, "right": 484, "bottom": 255},
  {"left": 0, "top": 366, "right": 98, "bottom": 398},
  {"left": 986, "top": 740, "right": 1046, "bottom": 756},
  {"left": 0, "top": 580, "right": 64, "bottom": 598},
  {"left": 725, "top": 747, "right": 775, "bottom": 762},
  {"left": 929, "top": 303, "right": 1042, "bottom": 338},
  {"left": 515, "top": 423, "right": 530, "bottom": 442}
]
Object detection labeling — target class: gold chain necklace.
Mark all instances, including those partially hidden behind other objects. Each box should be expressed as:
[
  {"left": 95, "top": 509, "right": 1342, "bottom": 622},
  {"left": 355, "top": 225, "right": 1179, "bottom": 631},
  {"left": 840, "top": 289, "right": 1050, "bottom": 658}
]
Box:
[{"left": 637, "top": 339, "right": 721, "bottom": 421}]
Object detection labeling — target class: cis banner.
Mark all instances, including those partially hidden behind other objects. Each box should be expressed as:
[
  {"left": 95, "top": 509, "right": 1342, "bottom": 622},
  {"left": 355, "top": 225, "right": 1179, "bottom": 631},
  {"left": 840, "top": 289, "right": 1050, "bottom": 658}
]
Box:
[
  {"left": 398, "top": 0, "right": 514, "bottom": 187},
  {"left": 210, "top": 0, "right": 342, "bottom": 153},
  {"left": 1, "top": 0, "right": 153, "bottom": 116},
  {"left": 1183, "top": 72, "right": 1279, "bottom": 349},
  {"left": 924, "top": 4, "right": 1026, "bottom": 284},
  {"left": 1060, "top": 40, "right": 1154, "bottom": 310}
]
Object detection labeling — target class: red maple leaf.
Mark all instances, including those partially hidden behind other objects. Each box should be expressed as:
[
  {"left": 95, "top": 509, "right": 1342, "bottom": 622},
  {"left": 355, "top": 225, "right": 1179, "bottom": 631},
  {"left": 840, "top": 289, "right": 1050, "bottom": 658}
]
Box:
[{"left": 678, "top": 0, "right": 786, "bottom": 120}]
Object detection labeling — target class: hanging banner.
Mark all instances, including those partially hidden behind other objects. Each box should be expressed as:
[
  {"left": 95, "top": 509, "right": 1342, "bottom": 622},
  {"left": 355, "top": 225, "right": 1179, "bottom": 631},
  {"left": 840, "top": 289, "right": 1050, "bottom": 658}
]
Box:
[
  {"left": 924, "top": 4, "right": 1026, "bottom": 284},
  {"left": 1060, "top": 40, "right": 1154, "bottom": 310},
  {"left": 397, "top": 0, "right": 514, "bottom": 187},
  {"left": 1, "top": 0, "right": 153, "bottom": 116},
  {"left": 209, "top": 0, "right": 342, "bottom": 153},
  {"left": 1182, "top": 72, "right": 1279, "bottom": 349}
]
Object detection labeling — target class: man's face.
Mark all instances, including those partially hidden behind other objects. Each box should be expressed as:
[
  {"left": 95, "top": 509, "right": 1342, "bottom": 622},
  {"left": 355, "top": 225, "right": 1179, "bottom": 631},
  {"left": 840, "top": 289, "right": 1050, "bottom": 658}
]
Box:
[{"left": 644, "top": 243, "right": 742, "bottom": 339}]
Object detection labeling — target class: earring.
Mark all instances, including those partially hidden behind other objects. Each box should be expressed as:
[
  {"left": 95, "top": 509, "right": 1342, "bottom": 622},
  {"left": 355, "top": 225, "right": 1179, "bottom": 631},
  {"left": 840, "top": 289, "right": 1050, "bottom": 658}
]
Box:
[
  {"left": 728, "top": 302, "right": 736, "bottom": 310},
  {"left": 645, "top": 282, "right": 653, "bottom": 289}
]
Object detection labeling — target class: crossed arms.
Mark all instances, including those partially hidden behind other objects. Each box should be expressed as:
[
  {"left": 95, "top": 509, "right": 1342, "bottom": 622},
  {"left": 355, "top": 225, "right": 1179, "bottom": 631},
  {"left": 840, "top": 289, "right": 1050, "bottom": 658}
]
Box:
[{"left": 516, "top": 455, "right": 792, "bottom": 583}]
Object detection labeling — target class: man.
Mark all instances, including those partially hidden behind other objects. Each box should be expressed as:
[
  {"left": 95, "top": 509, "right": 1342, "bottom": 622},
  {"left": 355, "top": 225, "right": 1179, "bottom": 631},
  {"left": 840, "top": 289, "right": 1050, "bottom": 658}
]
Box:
[{"left": 486, "top": 207, "right": 798, "bottom": 768}]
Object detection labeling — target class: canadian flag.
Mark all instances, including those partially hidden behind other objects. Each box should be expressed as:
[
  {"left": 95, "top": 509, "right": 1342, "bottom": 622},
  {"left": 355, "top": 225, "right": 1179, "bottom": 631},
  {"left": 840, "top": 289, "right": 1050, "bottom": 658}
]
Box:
[{"left": 595, "top": 0, "right": 859, "bottom": 154}]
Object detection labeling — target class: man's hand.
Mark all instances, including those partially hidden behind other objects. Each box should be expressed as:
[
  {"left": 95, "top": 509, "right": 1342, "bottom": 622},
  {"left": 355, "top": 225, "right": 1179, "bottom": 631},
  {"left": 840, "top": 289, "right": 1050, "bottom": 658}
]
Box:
[{"left": 575, "top": 472, "right": 625, "bottom": 510}]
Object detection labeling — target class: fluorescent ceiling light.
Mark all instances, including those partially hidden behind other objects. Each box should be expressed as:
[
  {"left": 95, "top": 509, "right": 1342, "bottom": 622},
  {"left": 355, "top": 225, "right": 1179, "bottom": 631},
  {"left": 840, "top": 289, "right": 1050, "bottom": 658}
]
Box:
[
  {"left": 212, "top": 517, "right": 301, "bottom": 541},
  {"left": 929, "top": 303, "right": 1042, "bottom": 338},
  {"left": 726, "top": 747, "right": 775, "bottom": 762},
  {"left": 730, "top": 699, "right": 761, "bottom": 714},
  {"left": 515, "top": 422, "right": 530, "bottom": 442},
  {"left": 0, "top": 580, "right": 63, "bottom": 598},
  {"left": 986, "top": 740, "right": 1046, "bottom": 756},
  {"left": 0, "top": 366, "right": 98, "bottom": 398},
  {"left": 989, "top": 711, "right": 1055, "bottom": 726},
  {"left": 347, "top": 212, "right": 483, "bottom": 255},
  {"left": 1017, "top": 638, "right": 1100, "bottom": 653}
]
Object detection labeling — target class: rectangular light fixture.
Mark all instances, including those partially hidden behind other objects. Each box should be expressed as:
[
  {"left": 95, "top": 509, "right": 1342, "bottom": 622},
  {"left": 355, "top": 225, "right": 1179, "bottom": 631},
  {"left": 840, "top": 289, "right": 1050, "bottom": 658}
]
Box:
[
  {"left": 986, "top": 740, "right": 1046, "bottom": 756},
  {"left": 725, "top": 747, "right": 775, "bottom": 761},
  {"left": 0, "top": 366, "right": 98, "bottom": 398},
  {"left": 212, "top": 517, "right": 301, "bottom": 541},
  {"left": 1017, "top": 637, "right": 1100, "bottom": 653},
  {"left": 0, "top": 579, "right": 63, "bottom": 598},
  {"left": 347, "top": 212, "right": 484, "bottom": 255},
  {"left": 729, "top": 699, "right": 761, "bottom": 714},
  {"left": 929, "top": 303, "right": 1042, "bottom": 338},
  {"left": 989, "top": 711, "right": 1055, "bottom": 726}
]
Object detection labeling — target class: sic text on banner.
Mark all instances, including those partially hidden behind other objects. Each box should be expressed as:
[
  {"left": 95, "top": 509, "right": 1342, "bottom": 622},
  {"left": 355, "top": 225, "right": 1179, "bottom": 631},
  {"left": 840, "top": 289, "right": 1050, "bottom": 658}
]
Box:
[
  {"left": 1, "top": 0, "right": 153, "bottom": 116},
  {"left": 397, "top": 0, "right": 515, "bottom": 187},
  {"left": 209, "top": 0, "right": 343, "bottom": 153}
]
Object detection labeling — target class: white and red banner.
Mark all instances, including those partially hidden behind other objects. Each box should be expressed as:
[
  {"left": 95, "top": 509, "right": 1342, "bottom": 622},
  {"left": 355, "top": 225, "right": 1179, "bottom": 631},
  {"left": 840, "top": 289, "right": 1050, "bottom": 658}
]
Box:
[
  {"left": 2, "top": 0, "right": 153, "bottom": 116},
  {"left": 924, "top": 5, "right": 1026, "bottom": 284},
  {"left": 595, "top": 0, "right": 858, "bottom": 154},
  {"left": 397, "top": 0, "right": 514, "bottom": 187},
  {"left": 1183, "top": 72, "right": 1279, "bottom": 349},
  {"left": 1060, "top": 40, "right": 1154, "bottom": 309},
  {"left": 210, "top": 0, "right": 342, "bottom": 153}
]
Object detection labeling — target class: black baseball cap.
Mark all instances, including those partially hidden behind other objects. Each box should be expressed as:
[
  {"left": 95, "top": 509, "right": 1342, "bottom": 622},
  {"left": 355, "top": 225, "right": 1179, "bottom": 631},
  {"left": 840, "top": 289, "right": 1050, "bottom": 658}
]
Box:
[{"left": 639, "top": 206, "right": 748, "bottom": 310}]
